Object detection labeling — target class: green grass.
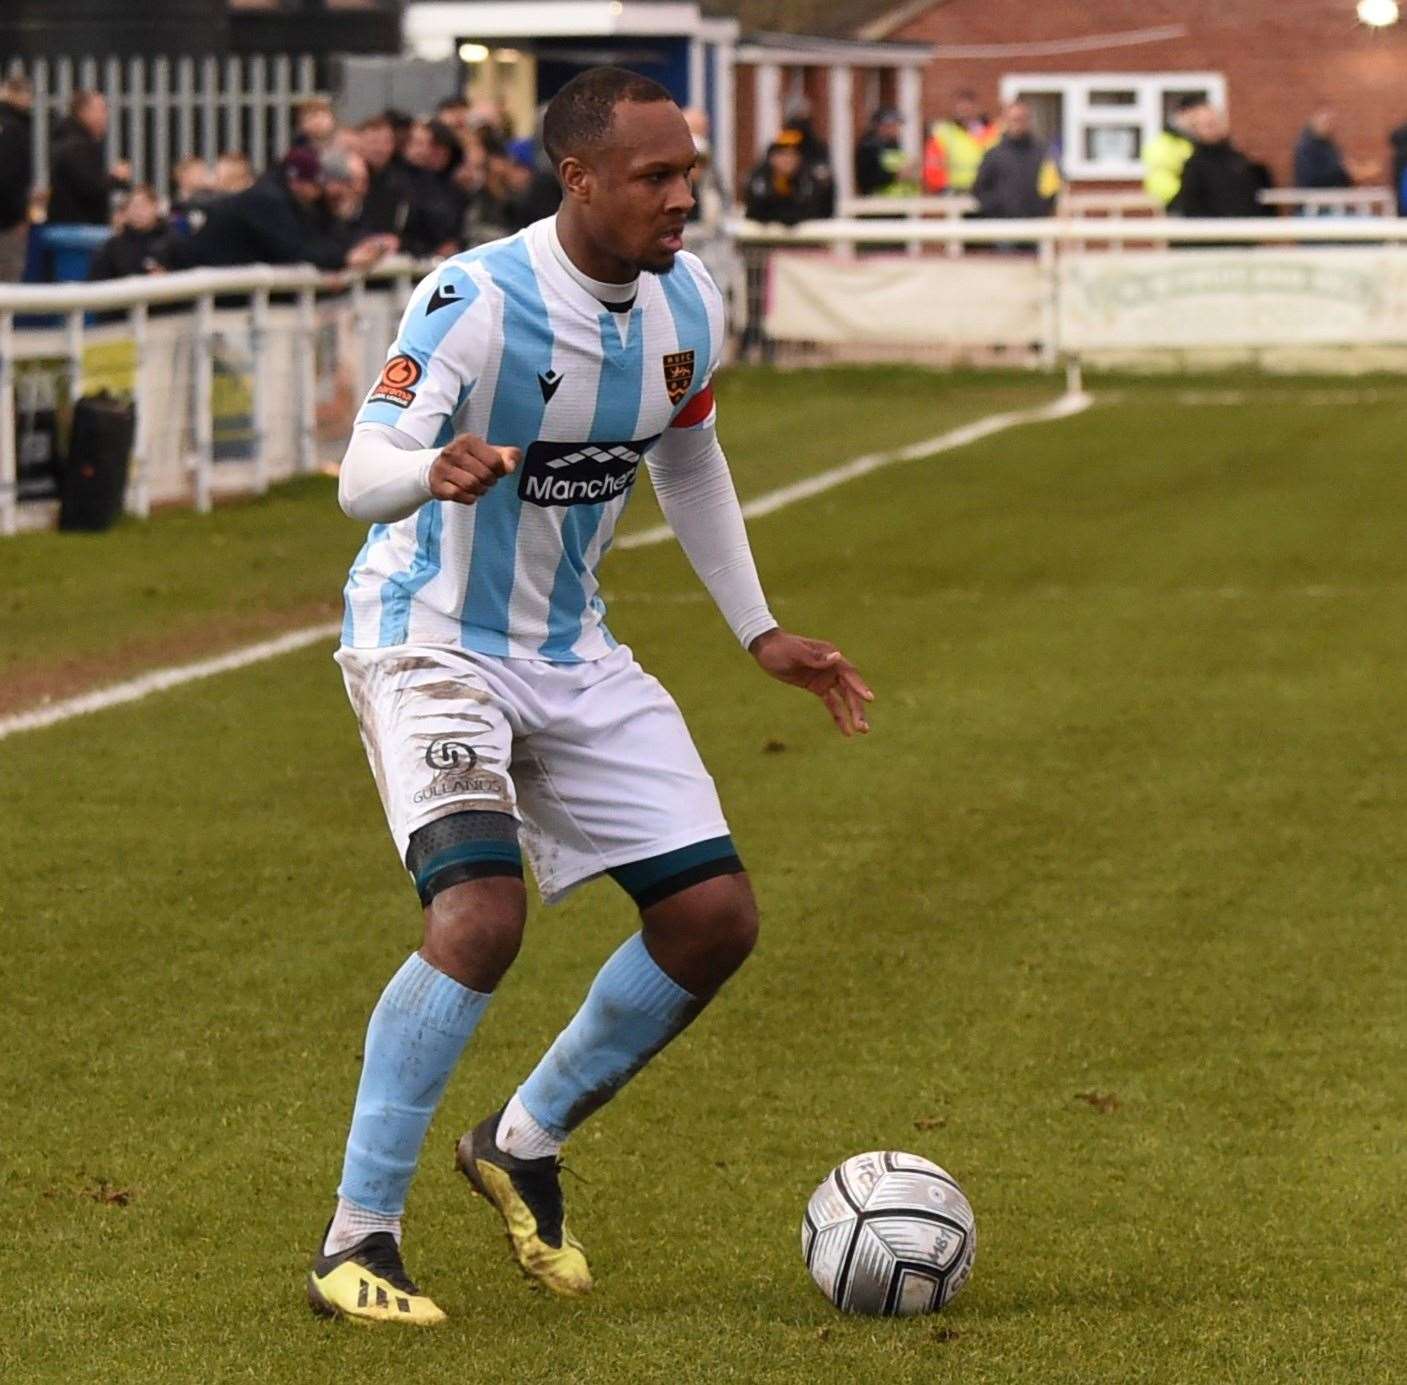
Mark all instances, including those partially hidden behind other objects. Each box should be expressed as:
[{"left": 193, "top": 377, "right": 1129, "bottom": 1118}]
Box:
[
  {"left": 0, "top": 366, "right": 1054, "bottom": 704},
  {"left": 3, "top": 369, "right": 1406, "bottom": 1382}
]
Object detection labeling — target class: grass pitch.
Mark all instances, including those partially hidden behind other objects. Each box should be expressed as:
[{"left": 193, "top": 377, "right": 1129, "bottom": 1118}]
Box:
[{"left": 3, "top": 368, "right": 1406, "bottom": 1383}]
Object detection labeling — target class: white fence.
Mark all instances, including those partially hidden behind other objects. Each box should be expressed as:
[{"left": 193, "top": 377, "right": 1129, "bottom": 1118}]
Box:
[
  {"left": 3, "top": 52, "right": 319, "bottom": 197},
  {"left": 6, "top": 217, "right": 1407, "bottom": 535},
  {"left": 733, "top": 215, "right": 1407, "bottom": 366},
  {"left": 0, "top": 258, "right": 430, "bottom": 535}
]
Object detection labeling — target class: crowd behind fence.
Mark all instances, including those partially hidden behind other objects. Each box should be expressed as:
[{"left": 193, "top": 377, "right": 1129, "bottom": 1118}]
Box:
[{"left": 7, "top": 215, "right": 1407, "bottom": 536}]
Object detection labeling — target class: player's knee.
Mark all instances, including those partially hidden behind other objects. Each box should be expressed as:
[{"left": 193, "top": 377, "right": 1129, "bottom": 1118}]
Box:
[
  {"left": 421, "top": 875, "right": 526, "bottom": 992},
  {"left": 644, "top": 871, "right": 758, "bottom": 991},
  {"left": 407, "top": 812, "right": 527, "bottom": 992}
]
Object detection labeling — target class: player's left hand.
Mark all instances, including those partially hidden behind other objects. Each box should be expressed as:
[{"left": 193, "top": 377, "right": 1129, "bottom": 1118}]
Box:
[{"left": 749, "top": 629, "right": 873, "bottom": 737}]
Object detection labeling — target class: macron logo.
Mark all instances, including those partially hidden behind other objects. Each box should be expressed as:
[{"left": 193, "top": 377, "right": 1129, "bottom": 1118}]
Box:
[{"left": 538, "top": 370, "right": 563, "bottom": 404}]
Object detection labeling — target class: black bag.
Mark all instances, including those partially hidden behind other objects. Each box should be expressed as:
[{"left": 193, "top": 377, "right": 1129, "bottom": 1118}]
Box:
[{"left": 59, "top": 392, "right": 136, "bottom": 532}]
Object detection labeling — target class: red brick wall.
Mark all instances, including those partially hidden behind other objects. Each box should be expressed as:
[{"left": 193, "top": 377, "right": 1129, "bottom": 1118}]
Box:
[{"left": 887, "top": 0, "right": 1407, "bottom": 186}]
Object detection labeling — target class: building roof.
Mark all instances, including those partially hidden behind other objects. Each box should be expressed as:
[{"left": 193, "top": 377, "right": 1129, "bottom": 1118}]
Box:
[{"left": 702, "top": 0, "right": 928, "bottom": 40}]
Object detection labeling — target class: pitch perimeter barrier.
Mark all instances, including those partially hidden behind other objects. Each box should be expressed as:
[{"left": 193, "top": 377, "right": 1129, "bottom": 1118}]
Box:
[
  {"left": 6, "top": 219, "right": 1407, "bottom": 534},
  {"left": 731, "top": 216, "right": 1407, "bottom": 369},
  {"left": 0, "top": 258, "right": 433, "bottom": 536}
]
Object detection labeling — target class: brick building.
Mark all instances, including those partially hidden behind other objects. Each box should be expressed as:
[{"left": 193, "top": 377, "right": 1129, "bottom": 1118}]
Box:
[{"left": 856, "top": 0, "right": 1407, "bottom": 188}]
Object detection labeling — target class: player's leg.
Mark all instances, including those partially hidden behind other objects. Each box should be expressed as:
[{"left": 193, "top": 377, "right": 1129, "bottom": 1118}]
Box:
[
  {"left": 455, "top": 647, "right": 755, "bottom": 1295},
  {"left": 310, "top": 649, "right": 525, "bottom": 1324}
]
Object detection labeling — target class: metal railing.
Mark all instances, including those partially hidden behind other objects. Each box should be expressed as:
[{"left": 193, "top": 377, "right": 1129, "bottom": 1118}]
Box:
[
  {"left": 3, "top": 52, "right": 319, "bottom": 197},
  {"left": 0, "top": 257, "right": 431, "bottom": 536}
]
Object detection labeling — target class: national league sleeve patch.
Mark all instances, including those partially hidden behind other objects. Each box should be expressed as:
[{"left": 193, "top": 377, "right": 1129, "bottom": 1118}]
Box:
[{"left": 367, "top": 354, "right": 423, "bottom": 409}]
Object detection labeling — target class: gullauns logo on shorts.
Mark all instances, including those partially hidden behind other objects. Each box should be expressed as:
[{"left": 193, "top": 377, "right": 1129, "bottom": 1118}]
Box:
[
  {"left": 368, "top": 354, "right": 422, "bottom": 409},
  {"left": 424, "top": 738, "right": 478, "bottom": 771}
]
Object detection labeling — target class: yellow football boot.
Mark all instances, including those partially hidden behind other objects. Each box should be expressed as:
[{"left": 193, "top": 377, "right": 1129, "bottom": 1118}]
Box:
[
  {"left": 307, "top": 1228, "right": 447, "bottom": 1325},
  {"left": 455, "top": 1110, "right": 593, "bottom": 1298}
]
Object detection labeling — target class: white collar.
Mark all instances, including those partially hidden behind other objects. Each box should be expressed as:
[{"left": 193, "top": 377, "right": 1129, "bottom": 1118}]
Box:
[{"left": 547, "top": 215, "right": 638, "bottom": 308}]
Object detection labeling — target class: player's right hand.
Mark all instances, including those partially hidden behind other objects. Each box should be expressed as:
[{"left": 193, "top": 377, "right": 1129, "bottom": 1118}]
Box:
[{"left": 429, "top": 435, "right": 521, "bottom": 506}]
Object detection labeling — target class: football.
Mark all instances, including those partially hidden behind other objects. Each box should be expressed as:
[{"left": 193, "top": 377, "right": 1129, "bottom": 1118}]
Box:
[{"left": 801, "top": 1151, "right": 976, "bottom": 1316}]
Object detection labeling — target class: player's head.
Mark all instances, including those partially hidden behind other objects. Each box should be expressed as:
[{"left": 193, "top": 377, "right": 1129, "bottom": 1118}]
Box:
[{"left": 545, "top": 67, "right": 695, "bottom": 276}]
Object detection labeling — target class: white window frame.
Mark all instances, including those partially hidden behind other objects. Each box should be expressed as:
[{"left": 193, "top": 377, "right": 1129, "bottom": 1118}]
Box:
[{"left": 999, "top": 72, "right": 1227, "bottom": 181}]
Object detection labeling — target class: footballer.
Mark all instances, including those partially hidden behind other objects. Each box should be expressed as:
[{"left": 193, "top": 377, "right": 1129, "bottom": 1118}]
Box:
[{"left": 309, "top": 66, "right": 873, "bottom": 1323}]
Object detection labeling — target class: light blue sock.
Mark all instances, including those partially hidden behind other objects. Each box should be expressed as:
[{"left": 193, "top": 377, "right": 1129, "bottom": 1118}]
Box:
[
  {"left": 516, "top": 932, "right": 701, "bottom": 1140},
  {"left": 338, "top": 952, "right": 490, "bottom": 1215}
]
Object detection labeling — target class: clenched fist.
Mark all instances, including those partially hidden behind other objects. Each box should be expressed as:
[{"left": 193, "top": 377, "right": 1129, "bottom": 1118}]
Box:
[{"left": 429, "top": 435, "right": 522, "bottom": 506}]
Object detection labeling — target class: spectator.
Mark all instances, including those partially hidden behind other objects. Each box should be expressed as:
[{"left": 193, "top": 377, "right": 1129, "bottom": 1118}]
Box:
[
  {"left": 467, "top": 136, "right": 534, "bottom": 245},
  {"left": 1143, "top": 95, "right": 1206, "bottom": 211},
  {"left": 400, "top": 118, "right": 469, "bottom": 257},
  {"left": 682, "top": 106, "right": 728, "bottom": 228},
  {"left": 88, "top": 185, "right": 167, "bottom": 280},
  {"left": 213, "top": 151, "right": 254, "bottom": 196},
  {"left": 321, "top": 148, "right": 374, "bottom": 254},
  {"left": 293, "top": 97, "right": 338, "bottom": 154},
  {"left": 780, "top": 104, "right": 835, "bottom": 216},
  {"left": 1390, "top": 121, "right": 1407, "bottom": 214},
  {"left": 48, "top": 91, "right": 130, "bottom": 225},
  {"left": 1178, "top": 107, "right": 1268, "bottom": 218},
  {"left": 973, "top": 102, "right": 1061, "bottom": 219},
  {"left": 357, "top": 113, "right": 414, "bottom": 238},
  {"left": 0, "top": 74, "right": 34, "bottom": 281},
  {"left": 1294, "top": 109, "right": 1351, "bottom": 190},
  {"left": 923, "top": 90, "right": 998, "bottom": 195},
  {"left": 855, "top": 107, "right": 915, "bottom": 197},
  {"left": 744, "top": 137, "right": 831, "bottom": 226},
  {"left": 161, "top": 146, "right": 391, "bottom": 271},
  {"left": 169, "top": 156, "right": 216, "bottom": 234},
  {"left": 435, "top": 95, "right": 473, "bottom": 146}
]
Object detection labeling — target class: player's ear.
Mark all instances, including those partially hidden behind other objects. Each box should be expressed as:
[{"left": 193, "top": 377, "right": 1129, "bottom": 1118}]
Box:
[{"left": 559, "top": 155, "right": 592, "bottom": 203}]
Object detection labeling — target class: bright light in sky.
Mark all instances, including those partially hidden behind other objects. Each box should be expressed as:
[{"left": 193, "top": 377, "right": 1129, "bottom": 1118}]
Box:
[{"left": 1358, "top": 0, "right": 1399, "bottom": 26}]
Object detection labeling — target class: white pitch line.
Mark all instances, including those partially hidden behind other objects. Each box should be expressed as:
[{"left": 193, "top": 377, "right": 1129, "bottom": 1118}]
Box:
[
  {"left": 1, "top": 391, "right": 1092, "bottom": 741},
  {"left": 0, "top": 622, "right": 341, "bottom": 741},
  {"left": 615, "top": 390, "right": 1093, "bottom": 550}
]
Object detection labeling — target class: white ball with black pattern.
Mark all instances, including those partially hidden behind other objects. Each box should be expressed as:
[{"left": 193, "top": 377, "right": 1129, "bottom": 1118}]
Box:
[{"left": 801, "top": 1151, "right": 976, "bottom": 1316}]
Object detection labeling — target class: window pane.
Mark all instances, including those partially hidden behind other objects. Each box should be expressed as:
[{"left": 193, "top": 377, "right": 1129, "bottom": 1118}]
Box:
[
  {"left": 1088, "top": 89, "right": 1137, "bottom": 107},
  {"left": 1014, "top": 91, "right": 1063, "bottom": 145},
  {"left": 1084, "top": 125, "right": 1141, "bottom": 163}
]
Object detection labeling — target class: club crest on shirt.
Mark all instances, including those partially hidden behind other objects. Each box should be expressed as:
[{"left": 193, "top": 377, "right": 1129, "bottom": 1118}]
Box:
[
  {"left": 368, "top": 354, "right": 422, "bottom": 409},
  {"left": 662, "top": 349, "right": 695, "bottom": 406}
]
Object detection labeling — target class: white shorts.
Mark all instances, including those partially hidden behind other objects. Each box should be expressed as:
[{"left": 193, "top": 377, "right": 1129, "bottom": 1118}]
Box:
[{"left": 335, "top": 642, "right": 733, "bottom": 905}]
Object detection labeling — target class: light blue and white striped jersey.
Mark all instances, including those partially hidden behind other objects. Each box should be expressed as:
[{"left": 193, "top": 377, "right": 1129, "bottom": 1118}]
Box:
[{"left": 341, "top": 216, "right": 724, "bottom": 661}]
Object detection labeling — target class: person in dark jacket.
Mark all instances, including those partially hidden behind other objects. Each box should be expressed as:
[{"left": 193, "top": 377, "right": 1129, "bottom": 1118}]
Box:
[
  {"left": 854, "top": 107, "right": 913, "bottom": 196},
  {"left": 1177, "top": 107, "right": 1268, "bottom": 218},
  {"left": 48, "top": 91, "right": 130, "bottom": 225},
  {"left": 160, "top": 147, "right": 391, "bottom": 271},
  {"left": 972, "top": 102, "right": 1059, "bottom": 219},
  {"left": 399, "top": 118, "right": 470, "bottom": 257},
  {"left": 1294, "top": 110, "right": 1351, "bottom": 189},
  {"left": 88, "top": 186, "right": 168, "bottom": 280},
  {"left": 744, "top": 139, "right": 831, "bottom": 225},
  {"left": 356, "top": 112, "right": 415, "bottom": 239},
  {"left": 0, "top": 74, "right": 34, "bottom": 280}
]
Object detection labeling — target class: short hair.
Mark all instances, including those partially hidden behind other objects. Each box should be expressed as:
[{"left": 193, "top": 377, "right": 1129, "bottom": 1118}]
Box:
[
  {"left": 296, "top": 97, "right": 333, "bottom": 119},
  {"left": 542, "top": 66, "right": 674, "bottom": 167},
  {"left": 436, "top": 96, "right": 469, "bottom": 113},
  {"left": 424, "top": 117, "right": 463, "bottom": 172}
]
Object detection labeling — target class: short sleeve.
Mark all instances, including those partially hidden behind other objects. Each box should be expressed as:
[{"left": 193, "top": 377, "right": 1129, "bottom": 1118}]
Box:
[{"left": 355, "top": 260, "right": 488, "bottom": 447}]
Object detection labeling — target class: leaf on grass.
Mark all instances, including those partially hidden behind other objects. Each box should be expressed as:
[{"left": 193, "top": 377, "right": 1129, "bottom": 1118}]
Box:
[
  {"left": 762, "top": 738, "right": 788, "bottom": 754},
  {"left": 1074, "top": 1091, "right": 1120, "bottom": 1114},
  {"left": 914, "top": 1116, "right": 946, "bottom": 1131},
  {"left": 929, "top": 1326, "right": 961, "bottom": 1344},
  {"left": 81, "top": 1180, "right": 136, "bottom": 1206},
  {"left": 815, "top": 1327, "right": 831, "bottom": 1343}
]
